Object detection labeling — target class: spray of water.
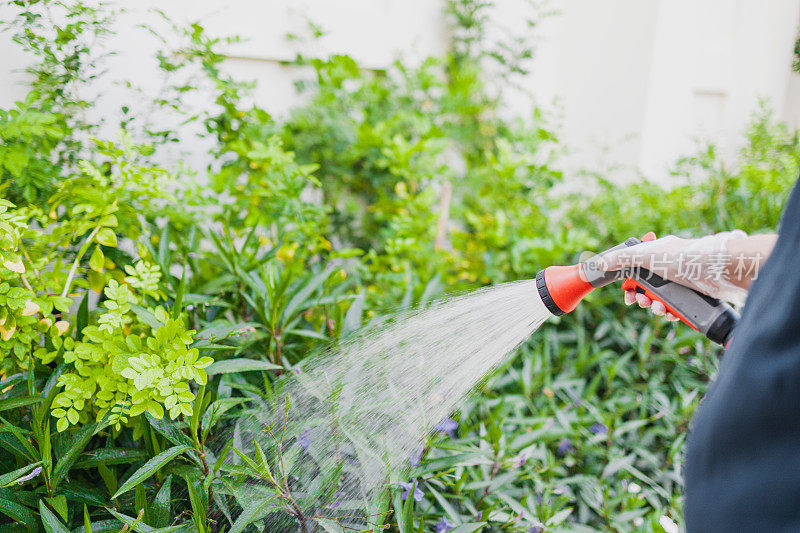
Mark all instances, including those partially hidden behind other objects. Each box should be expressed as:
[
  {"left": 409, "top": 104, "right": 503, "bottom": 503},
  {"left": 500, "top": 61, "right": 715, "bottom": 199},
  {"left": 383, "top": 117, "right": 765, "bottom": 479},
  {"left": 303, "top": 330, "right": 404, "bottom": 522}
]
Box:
[{"left": 224, "top": 279, "right": 552, "bottom": 532}]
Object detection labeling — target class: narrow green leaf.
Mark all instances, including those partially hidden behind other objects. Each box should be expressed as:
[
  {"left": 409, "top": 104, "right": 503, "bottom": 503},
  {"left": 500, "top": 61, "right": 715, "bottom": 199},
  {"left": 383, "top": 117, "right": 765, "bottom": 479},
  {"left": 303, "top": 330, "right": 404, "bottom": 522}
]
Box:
[
  {"left": 27, "top": 353, "right": 34, "bottom": 397},
  {"left": 172, "top": 266, "right": 186, "bottom": 320},
  {"left": 52, "top": 422, "right": 97, "bottom": 487},
  {"left": 146, "top": 413, "right": 193, "bottom": 448},
  {"left": 342, "top": 293, "right": 364, "bottom": 336},
  {"left": 98, "top": 461, "right": 117, "bottom": 496},
  {"left": 36, "top": 362, "right": 65, "bottom": 425},
  {"left": 39, "top": 500, "right": 70, "bottom": 533},
  {"left": 205, "top": 358, "right": 280, "bottom": 376},
  {"left": 151, "top": 475, "right": 172, "bottom": 528},
  {"left": 228, "top": 496, "right": 277, "bottom": 533},
  {"left": 186, "top": 479, "right": 207, "bottom": 532},
  {"left": 73, "top": 447, "right": 149, "bottom": 469},
  {"left": 112, "top": 444, "right": 190, "bottom": 499},
  {"left": 283, "top": 269, "right": 332, "bottom": 322},
  {"left": 105, "top": 508, "right": 178, "bottom": 533},
  {"left": 402, "top": 482, "right": 414, "bottom": 533},
  {"left": 393, "top": 490, "right": 409, "bottom": 533},
  {"left": 45, "top": 495, "right": 68, "bottom": 521},
  {"left": 84, "top": 504, "right": 93, "bottom": 533},
  {"left": 77, "top": 292, "right": 89, "bottom": 341},
  {"left": 0, "top": 395, "right": 42, "bottom": 412},
  {"left": 0, "top": 497, "right": 37, "bottom": 528},
  {"left": 213, "top": 438, "right": 233, "bottom": 474},
  {"left": 158, "top": 224, "right": 170, "bottom": 268},
  {"left": 190, "top": 385, "right": 205, "bottom": 441},
  {"left": 0, "top": 460, "right": 43, "bottom": 488},
  {"left": 135, "top": 484, "right": 147, "bottom": 523}
]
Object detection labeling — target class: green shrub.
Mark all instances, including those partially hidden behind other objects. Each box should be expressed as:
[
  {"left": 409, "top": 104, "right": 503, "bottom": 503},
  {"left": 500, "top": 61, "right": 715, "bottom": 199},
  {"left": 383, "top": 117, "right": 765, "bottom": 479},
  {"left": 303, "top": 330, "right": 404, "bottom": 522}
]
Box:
[{"left": 0, "top": 0, "right": 797, "bottom": 531}]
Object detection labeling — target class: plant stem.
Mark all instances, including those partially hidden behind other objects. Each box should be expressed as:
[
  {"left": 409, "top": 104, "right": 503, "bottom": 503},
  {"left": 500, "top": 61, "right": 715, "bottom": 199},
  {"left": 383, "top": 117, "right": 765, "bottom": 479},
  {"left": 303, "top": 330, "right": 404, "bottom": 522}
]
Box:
[{"left": 61, "top": 225, "right": 101, "bottom": 298}]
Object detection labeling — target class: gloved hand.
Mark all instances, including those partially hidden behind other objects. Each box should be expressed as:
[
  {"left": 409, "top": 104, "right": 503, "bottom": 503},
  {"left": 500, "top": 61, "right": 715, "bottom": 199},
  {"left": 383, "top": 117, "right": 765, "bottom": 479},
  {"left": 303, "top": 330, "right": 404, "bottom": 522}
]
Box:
[{"left": 599, "top": 231, "right": 750, "bottom": 318}]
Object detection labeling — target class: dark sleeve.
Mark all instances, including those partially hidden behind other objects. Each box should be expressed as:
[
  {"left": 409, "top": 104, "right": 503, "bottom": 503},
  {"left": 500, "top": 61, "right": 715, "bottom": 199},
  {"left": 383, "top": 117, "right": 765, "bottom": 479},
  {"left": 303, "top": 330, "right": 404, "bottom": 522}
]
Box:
[{"left": 684, "top": 177, "right": 800, "bottom": 532}]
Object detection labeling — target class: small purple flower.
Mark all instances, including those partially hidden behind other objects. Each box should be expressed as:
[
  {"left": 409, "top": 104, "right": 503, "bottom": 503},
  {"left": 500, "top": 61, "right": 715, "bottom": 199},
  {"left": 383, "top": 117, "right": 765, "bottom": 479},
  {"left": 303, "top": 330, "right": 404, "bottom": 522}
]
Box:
[
  {"left": 589, "top": 422, "right": 608, "bottom": 435},
  {"left": 409, "top": 447, "right": 424, "bottom": 467},
  {"left": 16, "top": 466, "right": 42, "bottom": 483},
  {"left": 434, "top": 417, "right": 458, "bottom": 439},
  {"left": 528, "top": 523, "right": 544, "bottom": 533},
  {"left": 512, "top": 451, "right": 528, "bottom": 468},
  {"left": 556, "top": 438, "right": 573, "bottom": 457},
  {"left": 475, "top": 511, "right": 482, "bottom": 521},
  {"left": 297, "top": 428, "right": 311, "bottom": 451},
  {"left": 434, "top": 517, "right": 455, "bottom": 532},
  {"left": 398, "top": 480, "right": 424, "bottom": 502},
  {"left": 535, "top": 492, "right": 543, "bottom": 506},
  {"left": 329, "top": 490, "right": 345, "bottom": 509}
]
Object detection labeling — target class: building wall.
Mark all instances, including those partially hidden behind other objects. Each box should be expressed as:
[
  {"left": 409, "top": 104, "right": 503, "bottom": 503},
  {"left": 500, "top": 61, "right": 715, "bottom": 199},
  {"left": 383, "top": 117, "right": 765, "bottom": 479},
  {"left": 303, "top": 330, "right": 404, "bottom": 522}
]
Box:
[{"left": 1, "top": 0, "right": 798, "bottom": 182}]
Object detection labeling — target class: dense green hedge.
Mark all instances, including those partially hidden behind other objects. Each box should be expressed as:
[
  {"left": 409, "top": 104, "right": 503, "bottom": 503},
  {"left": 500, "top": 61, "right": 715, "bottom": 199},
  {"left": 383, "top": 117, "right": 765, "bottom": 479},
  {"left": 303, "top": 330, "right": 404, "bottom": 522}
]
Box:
[{"left": 0, "top": 1, "right": 798, "bottom": 531}]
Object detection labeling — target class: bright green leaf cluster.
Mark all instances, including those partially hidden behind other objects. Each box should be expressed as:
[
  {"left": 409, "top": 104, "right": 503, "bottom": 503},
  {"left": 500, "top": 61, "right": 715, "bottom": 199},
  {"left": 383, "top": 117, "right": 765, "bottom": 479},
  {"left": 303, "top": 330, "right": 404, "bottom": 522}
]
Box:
[{"left": 52, "top": 262, "right": 210, "bottom": 432}]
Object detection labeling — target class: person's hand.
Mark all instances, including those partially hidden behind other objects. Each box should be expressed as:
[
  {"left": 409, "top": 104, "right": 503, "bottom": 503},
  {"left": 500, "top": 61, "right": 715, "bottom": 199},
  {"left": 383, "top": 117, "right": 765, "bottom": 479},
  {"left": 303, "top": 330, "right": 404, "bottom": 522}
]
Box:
[{"left": 599, "top": 231, "right": 750, "bottom": 317}]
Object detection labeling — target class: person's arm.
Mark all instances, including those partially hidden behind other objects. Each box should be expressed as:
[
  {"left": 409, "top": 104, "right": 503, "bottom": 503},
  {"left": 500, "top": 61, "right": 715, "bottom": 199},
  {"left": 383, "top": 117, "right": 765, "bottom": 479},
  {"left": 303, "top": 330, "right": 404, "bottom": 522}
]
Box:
[
  {"left": 725, "top": 234, "right": 778, "bottom": 289},
  {"left": 601, "top": 231, "right": 777, "bottom": 319}
]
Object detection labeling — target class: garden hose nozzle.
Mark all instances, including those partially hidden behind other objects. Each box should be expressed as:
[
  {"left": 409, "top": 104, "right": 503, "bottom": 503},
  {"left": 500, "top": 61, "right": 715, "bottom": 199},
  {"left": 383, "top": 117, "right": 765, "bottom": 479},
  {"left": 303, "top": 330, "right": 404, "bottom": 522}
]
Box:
[{"left": 535, "top": 232, "right": 740, "bottom": 346}]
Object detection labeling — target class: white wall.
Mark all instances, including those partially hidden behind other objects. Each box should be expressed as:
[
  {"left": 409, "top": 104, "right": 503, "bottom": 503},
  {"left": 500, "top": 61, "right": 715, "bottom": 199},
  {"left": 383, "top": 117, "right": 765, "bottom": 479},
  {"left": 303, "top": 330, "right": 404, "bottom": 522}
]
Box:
[{"left": 1, "top": 0, "right": 799, "bottom": 183}]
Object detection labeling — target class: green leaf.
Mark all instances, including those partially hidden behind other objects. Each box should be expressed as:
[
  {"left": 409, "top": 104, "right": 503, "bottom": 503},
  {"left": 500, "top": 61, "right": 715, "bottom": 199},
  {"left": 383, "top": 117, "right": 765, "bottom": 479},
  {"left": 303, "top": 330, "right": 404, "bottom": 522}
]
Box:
[
  {"left": 146, "top": 414, "right": 193, "bottom": 448},
  {"left": 172, "top": 266, "right": 186, "bottom": 320},
  {"left": 112, "top": 444, "right": 190, "bottom": 499},
  {"left": 0, "top": 460, "right": 43, "bottom": 488},
  {"left": 205, "top": 358, "right": 281, "bottom": 376},
  {"left": 130, "top": 304, "right": 164, "bottom": 330},
  {"left": 76, "top": 292, "right": 89, "bottom": 341},
  {"left": 393, "top": 488, "right": 411, "bottom": 533},
  {"left": 52, "top": 422, "right": 97, "bottom": 487},
  {"left": 73, "top": 447, "right": 149, "bottom": 469},
  {"left": 0, "top": 497, "right": 37, "bottom": 528},
  {"left": 0, "top": 418, "right": 39, "bottom": 460},
  {"left": 151, "top": 475, "right": 172, "bottom": 528},
  {"left": 97, "top": 461, "right": 117, "bottom": 496},
  {"left": 106, "top": 508, "right": 189, "bottom": 533},
  {"left": 36, "top": 361, "right": 65, "bottom": 425},
  {"left": 282, "top": 269, "right": 332, "bottom": 321},
  {"left": 38, "top": 500, "right": 70, "bottom": 533},
  {"left": 45, "top": 495, "right": 68, "bottom": 521},
  {"left": 228, "top": 496, "right": 277, "bottom": 533},
  {"left": 89, "top": 246, "right": 104, "bottom": 271},
  {"left": 96, "top": 227, "right": 117, "bottom": 247},
  {"left": 135, "top": 484, "right": 148, "bottom": 523},
  {"left": 186, "top": 479, "right": 207, "bottom": 532},
  {"left": 193, "top": 322, "right": 258, "bottom": 342},
  {"left": 0, "top": 394, "right": 42, "bottom": 412},
  {"left": 84, "top": 505, "right": 93, "bottom": 533},
  {"left": 342, "top": 292, "right": 364, "bottom": 336},
  {"left": 190, "top": 385, "right": 205, "bottom": 441},
  {"left": 58, "top": 485, "right": 107, "bottom": 507}
]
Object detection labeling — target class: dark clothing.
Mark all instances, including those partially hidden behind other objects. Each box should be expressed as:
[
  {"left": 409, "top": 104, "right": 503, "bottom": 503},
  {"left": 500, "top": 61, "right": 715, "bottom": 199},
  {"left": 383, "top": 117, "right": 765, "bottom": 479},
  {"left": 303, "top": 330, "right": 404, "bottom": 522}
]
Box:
[{"left": 685, "top": 177, "right": 800, "bottom": 531}]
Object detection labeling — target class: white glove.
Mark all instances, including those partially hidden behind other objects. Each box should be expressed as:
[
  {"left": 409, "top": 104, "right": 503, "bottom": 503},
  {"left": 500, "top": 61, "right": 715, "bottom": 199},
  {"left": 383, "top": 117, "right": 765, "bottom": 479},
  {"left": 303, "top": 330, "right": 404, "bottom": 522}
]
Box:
[{"left": 600, "top": 231, "right": 749, "bottom": 316}]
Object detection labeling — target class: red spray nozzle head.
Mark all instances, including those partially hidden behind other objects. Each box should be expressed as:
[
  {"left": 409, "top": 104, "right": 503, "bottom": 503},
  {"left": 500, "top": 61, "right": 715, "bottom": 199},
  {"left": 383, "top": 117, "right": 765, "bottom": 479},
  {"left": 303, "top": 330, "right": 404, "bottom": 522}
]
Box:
[
  {"left": 535, "top": 264, "right": 595, "bottom": 316},
  {"left": 535, "top": 232, "right": 655, "bottom": 316}
]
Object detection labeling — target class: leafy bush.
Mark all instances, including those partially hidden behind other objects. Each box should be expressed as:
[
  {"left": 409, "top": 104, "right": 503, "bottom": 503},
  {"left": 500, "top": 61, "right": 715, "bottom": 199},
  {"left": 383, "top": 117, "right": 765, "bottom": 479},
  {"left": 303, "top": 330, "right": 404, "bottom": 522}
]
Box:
[{"left": 0, "top": 0, "right": 798, "bottom": 531}]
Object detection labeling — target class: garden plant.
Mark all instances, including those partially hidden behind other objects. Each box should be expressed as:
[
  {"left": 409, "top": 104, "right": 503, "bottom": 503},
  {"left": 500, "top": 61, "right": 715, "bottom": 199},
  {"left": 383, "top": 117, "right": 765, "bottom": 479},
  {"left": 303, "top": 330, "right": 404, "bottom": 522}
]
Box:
[{"left": 1, "top": 1, "right": 799, "bottom": 531}]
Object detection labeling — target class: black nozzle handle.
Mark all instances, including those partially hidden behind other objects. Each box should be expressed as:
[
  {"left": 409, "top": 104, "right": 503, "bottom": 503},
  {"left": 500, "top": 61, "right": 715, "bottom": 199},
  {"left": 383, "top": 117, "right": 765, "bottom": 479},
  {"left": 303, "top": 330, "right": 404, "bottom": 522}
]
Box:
[
  {"left": 580, "top": 237, "right": 739, "bottom": 345},
  {"left": 616, "top": 237, "right": 739, "bottom": 346}
]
